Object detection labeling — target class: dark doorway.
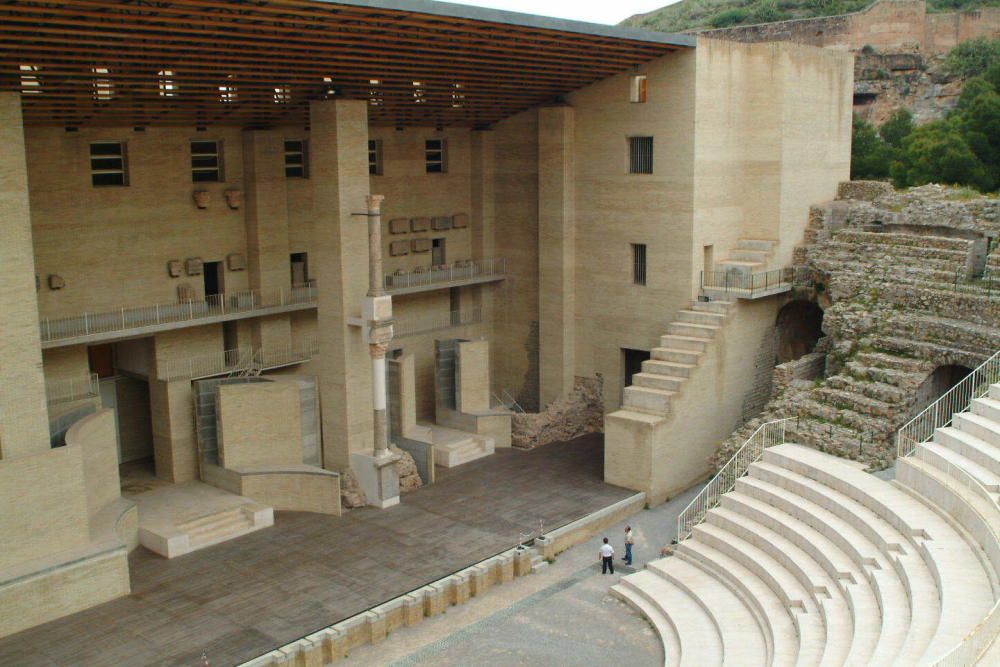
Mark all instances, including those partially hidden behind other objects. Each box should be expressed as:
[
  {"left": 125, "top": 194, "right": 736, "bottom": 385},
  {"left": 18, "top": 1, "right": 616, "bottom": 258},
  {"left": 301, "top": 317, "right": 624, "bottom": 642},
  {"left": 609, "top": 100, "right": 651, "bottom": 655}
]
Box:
[
  {"left": 776, "top": 300, "right": 825, "bottom": 363},
  {"left": 913, "top": 364, "right": 974, "bottom": 416},
  {"left": 88, "top": 343, "right": 115, "bottom": 379},
  {"left": 432, "top": 238, "right": 446, "bottom": 266},
  {"left": 203, "top": 260, "right": 223, "bottom": 297},
  {"left": 290, "top": 252, "right": 309, "bottom": 286},
  {"left": 622, "top": 348, "right": 651, "bottom": 388}
]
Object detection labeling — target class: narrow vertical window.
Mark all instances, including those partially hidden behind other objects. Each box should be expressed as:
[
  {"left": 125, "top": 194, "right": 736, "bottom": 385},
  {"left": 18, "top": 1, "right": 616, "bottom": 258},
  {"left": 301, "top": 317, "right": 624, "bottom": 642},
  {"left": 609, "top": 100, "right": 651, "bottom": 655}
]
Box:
[
  {"left": 632, "top": 243, "right": 647, "bottom": 286},
  {"left": 628, "top": 136, "right": 654, "bottom": 175},
  {"left": 368, "top": 139, "right": 383, "bottom": 176},
  {"left": 630, "top": 75, "right": 648, "bottom": 103},
  {"left": 158, "top": 70, "right": 178, "bottom": 97},
  {"left": 273, "top": 85, "right": 291, "bottom": 104},
  {"left": 90, "top": 142, "right": 128, "bottom": 186},
  {"left": 20, "top": 65, "right": 42, "bottom": 94},
  {"left": 92, "top": 67, "right": 113, "bottom": 101},
  {"left": 191, "top": 140, "right": 223, "bottom": 182},
  {"left": 284, "top": 140, "right": 307, "bottom": 178},
  {"left": 425, "top": 138, "right": 447, "bottom": 174}
]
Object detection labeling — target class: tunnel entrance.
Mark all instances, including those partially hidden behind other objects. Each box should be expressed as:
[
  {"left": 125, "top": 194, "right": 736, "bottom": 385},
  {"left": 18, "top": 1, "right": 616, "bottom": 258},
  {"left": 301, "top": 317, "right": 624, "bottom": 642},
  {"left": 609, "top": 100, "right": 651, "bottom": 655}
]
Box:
[{"left": 775, "top": 301, "right": 825, "bottom": 364}]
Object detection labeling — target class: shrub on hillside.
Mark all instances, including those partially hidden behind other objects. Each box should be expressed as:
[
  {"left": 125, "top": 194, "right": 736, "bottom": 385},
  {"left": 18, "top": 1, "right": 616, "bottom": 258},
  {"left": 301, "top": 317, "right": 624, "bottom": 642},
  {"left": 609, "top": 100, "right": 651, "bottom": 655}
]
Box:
[
  {"left": 851, "top": 115, "right": 895, "bottom": 179},
  {"left": 879, "top": 108, "right": 914, "bottom": 148},
  {"left": 944, "top": 38, "right": 1000, "bottom": 78},
  {"left": 891, "top": 121, "right": 994, "bottom": 191}
]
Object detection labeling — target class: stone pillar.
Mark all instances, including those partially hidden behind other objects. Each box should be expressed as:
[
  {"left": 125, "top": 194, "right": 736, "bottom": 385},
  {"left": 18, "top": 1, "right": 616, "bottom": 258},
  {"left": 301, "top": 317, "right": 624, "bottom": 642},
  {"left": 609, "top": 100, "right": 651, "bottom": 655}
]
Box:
[
  {"left": 149, "top": 379, "right": 198, "bottom": 482},
  {"left": 242, "top": 130, "right": 292, "bottom": 351},
  {"left": 471, "top": 130, "right": 496, "bottom": 361},
  {"left": 0, "top": 93, "right": 50, "bottom": 459},
  {"left": 537, "top": 105, "right": 576, "bottom": 408},
  {"left": 310, "top": 99, "right": 374, "bottom": 472}
]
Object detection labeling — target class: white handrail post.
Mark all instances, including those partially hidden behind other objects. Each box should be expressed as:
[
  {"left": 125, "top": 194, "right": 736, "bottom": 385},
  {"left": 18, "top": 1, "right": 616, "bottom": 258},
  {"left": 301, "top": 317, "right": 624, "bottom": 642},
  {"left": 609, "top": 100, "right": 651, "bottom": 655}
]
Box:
[
  {"left": 155, "top": 303, "right": 160, "bottom": 324},
  {"left": 84, "top": 312, "right": 89, "bottom": 335},
  {"left": 189, "top": 300, "right": 194, "bottom": 320}
]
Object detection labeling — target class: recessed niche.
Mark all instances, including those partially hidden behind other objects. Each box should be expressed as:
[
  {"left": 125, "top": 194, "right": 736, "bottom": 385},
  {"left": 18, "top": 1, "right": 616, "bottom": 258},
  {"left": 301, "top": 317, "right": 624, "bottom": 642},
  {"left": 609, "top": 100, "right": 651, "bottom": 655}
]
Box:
[
  {"left": 185, "top": 257, "right": 204, "bottom": 276},
  {"left": 227, "top": 253, "right": 246, "bottom": 271},
  {"left": 390, "top": 241, "right": 410, "bottom": 256},
  {"left": 389, "top": 218, "right": 409, "bottom": 234},
  {"left": 452, "top": 213, "right": 469, "bottom": 229},
  {"left": 167, "top": 260, "right": 183, "bottom": 277},
  {"left": 431, "top": 216, "right": 452, "bottom": 231},
  {"left": 410, "top": 217, "right": 430, "bottom": 233},
  {"left": 411, "top": 238, "right": 432, "bottom": 253}
]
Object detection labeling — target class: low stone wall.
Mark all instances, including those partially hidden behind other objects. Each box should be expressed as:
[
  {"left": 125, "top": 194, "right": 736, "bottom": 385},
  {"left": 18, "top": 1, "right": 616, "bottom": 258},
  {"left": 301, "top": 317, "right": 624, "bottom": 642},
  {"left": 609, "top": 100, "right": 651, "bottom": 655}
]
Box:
[
  {"left": 535, "top": 493, "right": 646, "bottom": 560},
  {"left": 512, "top": 375, "right": 603, "bottom": 449},
  {"left": 837, "top": 180, "right": 894, "bottom": 202},
  {"left": 772, "top": 352, "right": 827, "bottom": 396}
]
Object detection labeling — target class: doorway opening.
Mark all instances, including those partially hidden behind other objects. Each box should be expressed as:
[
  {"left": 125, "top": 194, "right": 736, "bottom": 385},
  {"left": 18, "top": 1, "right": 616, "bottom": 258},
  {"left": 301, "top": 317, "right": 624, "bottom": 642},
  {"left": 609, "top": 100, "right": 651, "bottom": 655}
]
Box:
[
  {"left": 203, "top": 260, "right": 223, "bottom": 298},
  {"left": 290, "top": 252, "right": 309, "bottom": 286},
  {"left": 622, "top": 348, "right": 651, "bottom": 389},
  {"left": 703, "top": 244, "right": 714, "bottom": 277},
  {"left": 775, "top": 300, "right": 825, "bottom": 363},
  {"left": 432, "top": 238, "right": 446, "bottom": 266}
]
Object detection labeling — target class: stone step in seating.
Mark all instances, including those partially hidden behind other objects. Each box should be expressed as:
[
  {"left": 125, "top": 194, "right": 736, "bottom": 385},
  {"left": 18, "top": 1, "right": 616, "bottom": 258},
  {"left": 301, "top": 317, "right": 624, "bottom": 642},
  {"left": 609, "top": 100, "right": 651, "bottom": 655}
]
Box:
[
  {"left": 427, "top": 424, "right": 495, "bottom": 468},
  {"left": 614, "top": 388, "right": 1000, "bottom": 667},
  {"left": 620, "top": 300, "right": 732, "bottom": 418}
]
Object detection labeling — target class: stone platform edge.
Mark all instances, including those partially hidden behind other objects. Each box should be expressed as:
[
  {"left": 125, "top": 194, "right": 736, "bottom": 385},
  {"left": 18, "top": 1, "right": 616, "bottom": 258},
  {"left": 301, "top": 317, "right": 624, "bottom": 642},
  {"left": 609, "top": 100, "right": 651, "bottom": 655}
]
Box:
[{"left": 239, "top": 491, "right": 646, "bottom": 666}]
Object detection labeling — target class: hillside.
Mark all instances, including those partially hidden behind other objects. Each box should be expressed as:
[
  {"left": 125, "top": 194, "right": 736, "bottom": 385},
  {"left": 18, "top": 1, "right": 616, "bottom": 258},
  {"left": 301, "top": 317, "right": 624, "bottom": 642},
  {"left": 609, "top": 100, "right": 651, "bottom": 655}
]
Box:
[{"left": 622, "top": 0, "right": 999, "bottom": 34}]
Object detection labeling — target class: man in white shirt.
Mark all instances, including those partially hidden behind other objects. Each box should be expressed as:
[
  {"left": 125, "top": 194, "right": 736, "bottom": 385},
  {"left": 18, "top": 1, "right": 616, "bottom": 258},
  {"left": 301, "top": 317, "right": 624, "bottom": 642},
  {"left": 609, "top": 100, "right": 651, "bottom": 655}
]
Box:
[{"left": 599, "top": 537, "right": 615, "bottom": 574}]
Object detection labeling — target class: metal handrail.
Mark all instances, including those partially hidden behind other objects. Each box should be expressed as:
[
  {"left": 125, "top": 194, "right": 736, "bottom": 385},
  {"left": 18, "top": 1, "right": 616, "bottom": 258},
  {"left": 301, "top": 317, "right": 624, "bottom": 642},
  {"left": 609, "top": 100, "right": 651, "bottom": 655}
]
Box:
[
  {"left": 676, "top": 418, "right": 794, "bottom": 541},
  {"left": 393, "top": 308, "right": 483, "bottom": 338},
  {"left": 45, "top": 372, "right": 100, "bottom": 404},
  {"left": 701, "top": 268, "right": 792, "bottom": 298},
  {"left": 384, "top": 257, "right": 506, "bottom": 292},
  {"left": 158, "top": 341, "right": 319, "bottom": 382},
  {"left": 39, "top": 283, "right": 318, "bottom": 344},
  {"left": 897, "top": 349, "right": 1000, "bottom": 459}
]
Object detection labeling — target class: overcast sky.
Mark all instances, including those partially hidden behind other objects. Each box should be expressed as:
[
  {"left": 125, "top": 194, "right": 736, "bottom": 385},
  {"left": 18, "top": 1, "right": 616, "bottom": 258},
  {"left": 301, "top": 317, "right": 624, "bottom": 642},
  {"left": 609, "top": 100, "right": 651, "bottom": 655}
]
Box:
[{"left": 444, "top": 0, "right": 678, "bottom": 25}]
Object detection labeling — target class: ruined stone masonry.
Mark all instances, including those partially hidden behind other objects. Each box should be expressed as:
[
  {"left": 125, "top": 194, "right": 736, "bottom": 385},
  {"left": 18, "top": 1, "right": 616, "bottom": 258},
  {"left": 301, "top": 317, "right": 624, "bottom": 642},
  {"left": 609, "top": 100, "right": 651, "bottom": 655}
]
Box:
[{"left": 714, "top": 182, "right": 1000, "bottom": 470}]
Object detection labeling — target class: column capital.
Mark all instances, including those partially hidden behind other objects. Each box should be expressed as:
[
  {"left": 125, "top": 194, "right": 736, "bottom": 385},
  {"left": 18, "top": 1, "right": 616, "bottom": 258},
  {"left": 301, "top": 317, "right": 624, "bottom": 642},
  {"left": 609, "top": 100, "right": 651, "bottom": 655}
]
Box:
[{"left": 366, "top": 194, "right": 385, "bottom": 213}]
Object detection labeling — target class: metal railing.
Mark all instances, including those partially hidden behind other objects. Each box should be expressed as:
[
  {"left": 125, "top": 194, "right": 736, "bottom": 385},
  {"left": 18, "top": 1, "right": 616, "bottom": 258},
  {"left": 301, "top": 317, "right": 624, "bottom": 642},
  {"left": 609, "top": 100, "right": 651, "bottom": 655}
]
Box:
[
  {"left": 393, "top": 308, "right": 483, "bottom": 338},
  {"left": 897, "top": 349, "right": 1000, "bottom": 459},
  {"left": 158, "top": 341, "right": 319, "bottom": 382},
  {"left": 384, "top": 257, "right": 506, "bottom": 292},
  {"left": 676, "top": 418, "right": 793, "bottom": 541},
  {"left": 701, "top": 268, "right": 792, "bottom": 299},
  {"left": 39, "top": 282, "right": 318, "bottom": 344},
  {"left": 492, "top": 388, "right": 526, "bottom": 414},
  {"left": 45, "top": 372, "right": 100, "bottom": 404}
]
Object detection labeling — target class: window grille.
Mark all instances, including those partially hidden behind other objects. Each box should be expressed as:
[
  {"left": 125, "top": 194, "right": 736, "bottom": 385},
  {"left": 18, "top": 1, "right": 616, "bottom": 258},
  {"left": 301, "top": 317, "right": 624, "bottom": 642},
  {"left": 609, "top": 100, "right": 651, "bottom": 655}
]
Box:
[
  {"left": 632, "top": 243, "right": 647, "bottom": 286},
  {"left": 90, "top": 142, "right": 128, "bottom": 187},
  {"left": 425, "top": 139, "right": 447, "bottom": 174},
  {"left": 628, "top": 136, "right": 654, "bottom": 175},
  {"left": 284, "top": 140, "right": 307, "bottom": 178},
  {"left": 191, "top": 140, "right": 223, "bottom": 182},
  {"left": 369, "top": 139, "right": 383, "bottom": 176}
]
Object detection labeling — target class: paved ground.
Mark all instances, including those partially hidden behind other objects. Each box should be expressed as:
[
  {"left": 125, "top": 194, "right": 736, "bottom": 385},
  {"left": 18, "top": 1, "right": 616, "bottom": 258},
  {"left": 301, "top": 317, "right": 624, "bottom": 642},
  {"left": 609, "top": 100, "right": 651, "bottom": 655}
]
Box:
[
  {"left": 0, "top": 434, "right": 633, "bottom": 667},
  {"left": 339, "top": 478, "right": 704, "bottom": 667}
]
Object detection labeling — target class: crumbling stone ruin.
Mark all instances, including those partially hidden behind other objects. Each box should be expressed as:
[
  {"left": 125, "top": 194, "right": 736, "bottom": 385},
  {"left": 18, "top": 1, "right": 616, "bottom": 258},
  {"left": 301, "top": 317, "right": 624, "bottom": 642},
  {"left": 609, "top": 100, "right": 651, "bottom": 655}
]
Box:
[
  {"left": 511, "top": 375, "right": 604, "bottom": 449},
  {"left": 714, "top": 182, "right": 1000, "bottom": 470}
]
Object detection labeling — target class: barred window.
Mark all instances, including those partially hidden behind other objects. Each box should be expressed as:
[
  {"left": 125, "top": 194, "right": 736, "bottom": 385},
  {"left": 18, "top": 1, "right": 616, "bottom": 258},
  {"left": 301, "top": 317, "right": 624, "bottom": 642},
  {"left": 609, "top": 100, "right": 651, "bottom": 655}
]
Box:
[
  {"left": 632, "top": 243, "right": 647, "bottom": 286},
  {"left": 191, "top": 140, "right": 223, "bottom": 182},
  {"left": 628, "top": 136, "right": 654, "bottom": 175},
  {"left": 90, "top": 142, "right": 128, "bottom": 187},
  {"left": 369, "top": 139, "right": 383, "bottom": 176},
  {"left": 284, "top": 140, "right": 308, "bottom": 178},
  {"left": 425, "top": 138, "right": 447, "bottom": 174}
]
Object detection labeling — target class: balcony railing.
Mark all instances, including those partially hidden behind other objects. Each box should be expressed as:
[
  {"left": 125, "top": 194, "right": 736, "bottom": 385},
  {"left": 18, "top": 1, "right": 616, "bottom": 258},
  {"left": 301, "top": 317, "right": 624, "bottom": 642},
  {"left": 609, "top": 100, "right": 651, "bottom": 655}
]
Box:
[
  {"left": 701, "top": 269, "right": 792, "bottom": 299},
  {"left": 393, "top": 308, "right": 483, "bottom": 338},
  {"left": 39, "top": 283, "right": 317, "bottom": 345},
  {"left": 384, "top": 258, "right": 506, "bottom": 293},
  {"left": 158, "top": 341, "right": 319, "bottom": 382},
  {"left": 45, "top": 372, "right": 100, "bottom": 404}
]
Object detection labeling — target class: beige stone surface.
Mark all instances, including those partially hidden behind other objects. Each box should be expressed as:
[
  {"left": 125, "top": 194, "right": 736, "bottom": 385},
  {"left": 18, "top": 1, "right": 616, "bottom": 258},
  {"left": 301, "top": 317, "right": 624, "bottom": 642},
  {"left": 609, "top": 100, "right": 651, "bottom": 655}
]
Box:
[
  {"left": 149, "top": 378, "right": 198, "bottom": 483},
  {"left": 217, "top": 382, "right": 302, "bottom": 468},
  {"left": 0, "top": 93, "right": 50, "bottom": 459},
  {"left": 239, "top": 467, "right": 341, "bottom": 515},
  {"left": 457, "top": 340, "right": 490, "bottom": 413}
]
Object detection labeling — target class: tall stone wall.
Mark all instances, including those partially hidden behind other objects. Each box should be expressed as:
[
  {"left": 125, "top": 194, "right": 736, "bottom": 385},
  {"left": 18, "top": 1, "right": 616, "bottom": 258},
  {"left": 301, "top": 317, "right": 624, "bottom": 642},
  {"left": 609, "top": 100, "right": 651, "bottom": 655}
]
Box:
[{"left": 692, "top": 0, "right": 1000, "bottom": 56}]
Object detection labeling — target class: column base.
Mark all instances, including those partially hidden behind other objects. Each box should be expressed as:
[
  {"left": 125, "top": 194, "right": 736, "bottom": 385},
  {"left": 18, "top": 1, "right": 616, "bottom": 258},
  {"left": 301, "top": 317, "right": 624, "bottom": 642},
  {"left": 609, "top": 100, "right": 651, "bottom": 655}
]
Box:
[{"left": 351, "top": 450, "right": 401, "bottom": 509}]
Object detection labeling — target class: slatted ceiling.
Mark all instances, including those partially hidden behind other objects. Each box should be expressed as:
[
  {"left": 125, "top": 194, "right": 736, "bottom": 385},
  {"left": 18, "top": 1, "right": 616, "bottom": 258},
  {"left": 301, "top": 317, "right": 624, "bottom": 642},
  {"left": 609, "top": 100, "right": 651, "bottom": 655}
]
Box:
[{"left": 0, "top": 0, "right": 691, "bottom": 128}]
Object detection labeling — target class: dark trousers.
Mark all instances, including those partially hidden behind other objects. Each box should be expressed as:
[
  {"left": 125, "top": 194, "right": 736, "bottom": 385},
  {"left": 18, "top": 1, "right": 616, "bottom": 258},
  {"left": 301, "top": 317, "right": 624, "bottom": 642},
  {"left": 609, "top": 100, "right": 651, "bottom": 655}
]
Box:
[
  {"left": 602, "top": 556, "right": 614, "bottom": 574},
  {"left": 625, "top": 542, "right": 633, "bottom": 565}
]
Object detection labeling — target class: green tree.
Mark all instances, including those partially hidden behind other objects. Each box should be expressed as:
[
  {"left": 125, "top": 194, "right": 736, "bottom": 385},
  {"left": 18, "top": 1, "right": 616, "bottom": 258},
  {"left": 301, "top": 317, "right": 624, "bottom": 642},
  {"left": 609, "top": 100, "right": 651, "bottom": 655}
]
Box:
[
  {"left": 879, "top": 108, "right": 914, "bottom": 148},
  {"left": 851, "top": 115, "right": 893, "bottom": 179},
  {"left": 891, "top": 121, "right": 993, "bottom": 191},
  {"left": 944, "top": 38, "right": 1000, "bottom": 79}
]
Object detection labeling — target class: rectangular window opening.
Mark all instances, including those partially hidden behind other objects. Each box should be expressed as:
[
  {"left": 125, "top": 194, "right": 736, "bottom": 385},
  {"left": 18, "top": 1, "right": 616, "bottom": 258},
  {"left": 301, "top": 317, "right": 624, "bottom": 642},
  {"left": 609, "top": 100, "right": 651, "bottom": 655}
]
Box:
[
  {"left": 632, "top": 243, "right": 647, "bottom": 286},
  {"left": 191, "top": 140, "right": 223, "bottom": 182},
  {"left": 628, "top": 136, "right": 654, "bottom": 175},
  {"left": 630, "top": 75, "right": 648, "bottom": 103},
  {"left": 90, "top": 141, "right": 128, "bottom": 187},
  {"left": 425, "top": 138, "right": 447, "bottom": 174},
  {"left": 284, "top": 139, "right": 308, "bottom": 178},
  {"left": 368, "top": 139, "right": 383, "bottom": 176}
]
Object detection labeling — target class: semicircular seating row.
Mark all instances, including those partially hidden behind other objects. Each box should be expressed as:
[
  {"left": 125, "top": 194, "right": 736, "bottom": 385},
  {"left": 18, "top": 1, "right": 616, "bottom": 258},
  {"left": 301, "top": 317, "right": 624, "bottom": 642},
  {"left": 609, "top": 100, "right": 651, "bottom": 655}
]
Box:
[{"left": 613, "top": 384, "right": 1000, "bottom": 666}]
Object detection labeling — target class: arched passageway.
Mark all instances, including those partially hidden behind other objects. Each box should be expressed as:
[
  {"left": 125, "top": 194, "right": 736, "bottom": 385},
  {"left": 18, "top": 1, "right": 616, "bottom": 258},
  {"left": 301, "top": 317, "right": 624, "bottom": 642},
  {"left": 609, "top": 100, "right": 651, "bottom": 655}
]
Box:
[
  {"left": 775, "top": 301, "right": 825, "bottom": 364},
  {"left": 913, "top": 364, "right": 974, "bottom": 412}
]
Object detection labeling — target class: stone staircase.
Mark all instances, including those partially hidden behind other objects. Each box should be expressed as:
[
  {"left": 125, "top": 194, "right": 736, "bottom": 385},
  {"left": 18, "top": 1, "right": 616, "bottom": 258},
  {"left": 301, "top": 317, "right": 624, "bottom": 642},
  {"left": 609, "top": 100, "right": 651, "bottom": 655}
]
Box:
[
  {"left": 613, "top": 386, "right": 1000, "bottom": 666},
  {"left": 427, "top": 424, "right": 495, "bottom": 468},
  {"left": 622, "top": 300, "right": 733, "bottom": 416},
  {"left": 718, "top": 238, "right": 779, "bottom": 277}
]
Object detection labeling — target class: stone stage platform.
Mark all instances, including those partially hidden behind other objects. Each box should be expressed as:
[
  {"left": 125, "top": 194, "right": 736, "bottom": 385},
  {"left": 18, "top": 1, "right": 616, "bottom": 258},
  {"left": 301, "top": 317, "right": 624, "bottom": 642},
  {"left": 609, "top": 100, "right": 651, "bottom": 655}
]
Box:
[{"left": 0, "top": 434, "right": 633, "bottom": 667}]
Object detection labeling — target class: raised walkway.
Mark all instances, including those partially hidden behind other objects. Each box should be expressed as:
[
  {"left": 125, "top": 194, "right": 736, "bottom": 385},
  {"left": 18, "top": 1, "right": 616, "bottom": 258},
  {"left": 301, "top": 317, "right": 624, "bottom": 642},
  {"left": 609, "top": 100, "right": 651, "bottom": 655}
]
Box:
[{"left": 0, "top": 435, "right": 631, "bottom": 667}]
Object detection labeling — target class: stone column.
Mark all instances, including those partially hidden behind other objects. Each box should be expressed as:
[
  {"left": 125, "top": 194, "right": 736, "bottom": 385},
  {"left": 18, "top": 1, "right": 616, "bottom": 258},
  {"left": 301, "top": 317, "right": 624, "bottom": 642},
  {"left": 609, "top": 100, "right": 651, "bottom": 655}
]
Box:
[
  {"left": 471, "top": 130, "right": 496, "bottom": 361},
  {"left": 242, "top": 130, "right": 292, "bottom": 351},
  {"left": 310, "top": 99, "right": 374, "bottom": 472},
  {"left": 0, "top": 93, "right": 50, "bottom": 459},
  {"left": 537, "top": 105, "right": 576, "bottom": 408}
]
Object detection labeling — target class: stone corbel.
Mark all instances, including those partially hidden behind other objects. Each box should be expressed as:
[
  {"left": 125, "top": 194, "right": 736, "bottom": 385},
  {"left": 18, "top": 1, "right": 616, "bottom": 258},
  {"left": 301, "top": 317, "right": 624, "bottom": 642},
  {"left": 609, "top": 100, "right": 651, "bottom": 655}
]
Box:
[
  {"left": 225, "top": 189, "right": 242, "bottom": 209},
  {"left": 193, "top": 190, "right": 210, "bottom": 209}
]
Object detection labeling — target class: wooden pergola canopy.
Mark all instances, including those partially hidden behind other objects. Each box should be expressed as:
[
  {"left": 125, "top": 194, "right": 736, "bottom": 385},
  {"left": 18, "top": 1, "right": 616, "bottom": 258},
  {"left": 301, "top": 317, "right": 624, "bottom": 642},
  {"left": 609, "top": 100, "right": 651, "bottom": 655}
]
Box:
[{"left": 0, "top": 0, "right": 694, "bottom": 128}]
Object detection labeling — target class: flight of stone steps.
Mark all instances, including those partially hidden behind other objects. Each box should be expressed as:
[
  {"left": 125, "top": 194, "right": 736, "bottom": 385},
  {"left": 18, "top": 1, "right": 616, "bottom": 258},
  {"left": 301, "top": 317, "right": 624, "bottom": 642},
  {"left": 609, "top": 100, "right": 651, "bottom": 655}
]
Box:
[
  {"left": 426, "top": 424, "right": 494, "bottom": 468},
  {"left": 718, "top": 239, "right": 779, "bottom": 277},
  {"left": 613, "top": 385, "right": 1000, "bottom": 666},
  {"left": 622, "top": 300, "right": 733, "bottom": 416}
]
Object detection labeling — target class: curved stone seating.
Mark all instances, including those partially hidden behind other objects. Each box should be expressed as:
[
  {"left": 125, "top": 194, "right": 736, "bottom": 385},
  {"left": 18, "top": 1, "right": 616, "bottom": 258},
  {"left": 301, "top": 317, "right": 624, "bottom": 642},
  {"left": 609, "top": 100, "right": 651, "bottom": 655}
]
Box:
[{"left": 614, "top": 382, "right": 1000, "bottom": 667}]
